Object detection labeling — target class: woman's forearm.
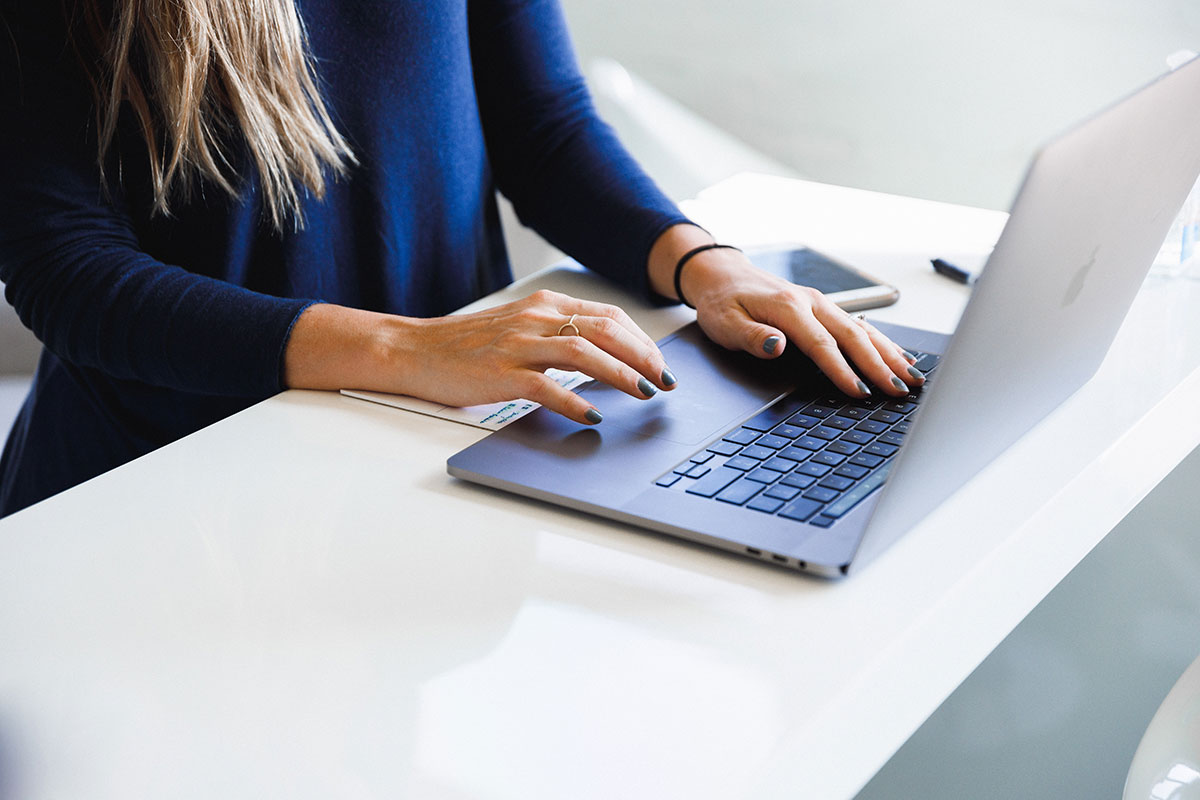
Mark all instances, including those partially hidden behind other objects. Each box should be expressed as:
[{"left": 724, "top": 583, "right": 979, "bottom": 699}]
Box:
[{"left": 283, "top": 303, "right": 413, "bottom": 391}]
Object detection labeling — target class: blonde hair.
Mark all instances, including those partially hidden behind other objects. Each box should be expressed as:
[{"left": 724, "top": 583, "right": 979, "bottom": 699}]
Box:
[{"left": 82, "top": 0, "right": 354, "bottom": 230}]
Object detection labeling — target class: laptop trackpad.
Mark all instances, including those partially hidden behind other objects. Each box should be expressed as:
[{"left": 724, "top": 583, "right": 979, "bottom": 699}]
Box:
[{"left": 576, "top": 323, "right": 809, "bottom": 446}]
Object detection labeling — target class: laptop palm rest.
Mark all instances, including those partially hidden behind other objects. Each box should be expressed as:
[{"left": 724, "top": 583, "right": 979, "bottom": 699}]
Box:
[
  {"left": 447, "top": 323, "right": 829, "bottom": 515},
  {"left": 576, "top": 322, "right": 812, "bottom": 446}
]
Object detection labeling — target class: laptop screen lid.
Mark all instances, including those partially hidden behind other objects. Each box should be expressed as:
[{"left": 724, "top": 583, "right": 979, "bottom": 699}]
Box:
[{"left": 849, "top": 55, "right": 1200, "bottom": 571}]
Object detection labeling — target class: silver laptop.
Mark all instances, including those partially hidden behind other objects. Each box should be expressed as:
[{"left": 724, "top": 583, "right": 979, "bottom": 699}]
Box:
[{"left": 449, "top": 56, "right": 1200, "bottom": 577}]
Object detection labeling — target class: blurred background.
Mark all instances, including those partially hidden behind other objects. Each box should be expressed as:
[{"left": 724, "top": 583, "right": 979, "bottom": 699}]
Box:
[{"left": 560, "top": 0, "right": 1200, "bottom": 210}]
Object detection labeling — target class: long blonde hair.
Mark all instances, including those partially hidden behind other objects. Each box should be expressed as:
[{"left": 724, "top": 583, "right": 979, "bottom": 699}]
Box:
[{"left": 81, "top": 0, "right": 355, "bottom": 230}]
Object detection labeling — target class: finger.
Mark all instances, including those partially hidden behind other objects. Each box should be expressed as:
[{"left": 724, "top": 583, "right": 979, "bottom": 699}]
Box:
[
  {"left": 511, "top": 369, "right": 604, "bottom": 425},
  {"left": 554, "top": 297, "right": 662, "bottom": 357},
  {"left": 528, "top": 291, "right": 676, "bottom": 388},
  {"left": 855, "top": 317, "right": 926, "bottom": 385},
  {"left": 570, "top": 313, "right": 678, "bottom": 390},
  {"left": 721, "top": 290, "right": 870, "bottom": 397},
  {"left": 700, "top": 306, "right": 787, "bottom": 360},
  {"left": 533, "top": 334, "right": 663, "bottom": 401},
  {"left": 848, "top": 314, "right": 917, "bottom": 365},
  {"left": 793, "top": 316, "right": 877, "bottom": 398},
  {"left": 812, "top": 304, "right": 912, "bottom": 396}
]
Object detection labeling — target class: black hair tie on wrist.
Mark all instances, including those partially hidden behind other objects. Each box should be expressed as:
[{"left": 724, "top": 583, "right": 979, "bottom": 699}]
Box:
[{"left": 673, "top": 243, "right": 742, "bottom": 309}]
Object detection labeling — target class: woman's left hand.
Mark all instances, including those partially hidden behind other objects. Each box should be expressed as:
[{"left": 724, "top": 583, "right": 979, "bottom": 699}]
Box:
[{"left": 648, "top": 226, "right": 925, "bottom": 399}]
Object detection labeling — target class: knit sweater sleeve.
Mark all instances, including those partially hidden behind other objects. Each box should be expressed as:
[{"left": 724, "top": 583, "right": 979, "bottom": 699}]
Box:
[
  {"left": 467, "top": 0, "right": 692, "bottom": 301},
  {"left": 0, "top": 5, "right": 312, "bottom": 398}
]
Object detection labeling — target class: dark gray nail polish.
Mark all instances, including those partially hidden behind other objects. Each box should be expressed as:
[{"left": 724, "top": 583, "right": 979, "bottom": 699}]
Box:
[
  {"left": 903, "top": 350, "right": 917, "bottom": 363},
  {"left": 856, "top": 380, "right": 871, "bottom": 397},
  {"left": 891, "top": 376, "right": 907, "bottom": 392},
  {"left": 638, "top": 377, "right": 657, "bottom": 398},
  {"left": 661, "top": 368, "right": 677, "bottom": 387},
  {"left": 763, "top": 336, "right": 781, "bottom": 355},
  {"left": 585, "top": 408, "right": 603, "bottom": 424},
  {"left": 907, "top": 365, "right": 925, "bottom": 380}
]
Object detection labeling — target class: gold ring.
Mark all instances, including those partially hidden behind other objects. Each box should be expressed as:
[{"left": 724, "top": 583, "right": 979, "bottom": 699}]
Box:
[{"left": 557, "top": 314, "right": 580, "bottom": 337}]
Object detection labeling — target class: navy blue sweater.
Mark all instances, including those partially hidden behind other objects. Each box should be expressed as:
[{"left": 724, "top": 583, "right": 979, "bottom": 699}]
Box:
[{"left": 0, "top": 0, "right": 688, "bottom": 517}]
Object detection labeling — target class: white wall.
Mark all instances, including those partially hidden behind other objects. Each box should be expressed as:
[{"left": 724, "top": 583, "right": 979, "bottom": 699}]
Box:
[{"left": 561, "top": 0, "right": 1200, "bottom": 210}]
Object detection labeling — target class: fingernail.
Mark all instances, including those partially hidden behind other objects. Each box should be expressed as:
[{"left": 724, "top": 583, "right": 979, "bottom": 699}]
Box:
[
  {"left": 907, "top": 365, "right": 925, "bottom": 381},
  {"left": 585, "top": 408, "right": 603, "bottom": 424},
  {"left": 903, "top": 350, "right": 917, "bottom": 363},
  {"left": 890, "top": 376, "right": 907, "bottom": 392},
  {"left": 661, "top": 368, "right": 677, "bottom": 387},
  {"left": 856, "top": 380, "right": 871, "bottom": 397},
  {"left": 638, "top": 377, "right": 658, "bottom": 398},
  {"left": 763, "top": 336, "right": 781, "bottom": 355}
]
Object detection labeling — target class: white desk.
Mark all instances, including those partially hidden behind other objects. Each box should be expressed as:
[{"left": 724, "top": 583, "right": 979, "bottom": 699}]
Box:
[{"left": 3, "top": 174, "right": 1200, "bottom": 799}]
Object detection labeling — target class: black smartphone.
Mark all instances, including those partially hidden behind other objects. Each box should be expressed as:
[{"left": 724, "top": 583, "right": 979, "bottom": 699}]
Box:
[{"left": 746, "top": 245, "right": 899, "bottom": 312}]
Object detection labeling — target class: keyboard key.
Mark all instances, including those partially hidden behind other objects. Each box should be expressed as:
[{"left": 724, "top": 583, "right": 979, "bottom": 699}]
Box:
[
  {"left": 685, "top": 463, "right": 711, "bottom": 479},
  {"left": 797, "top": 462, "right": 831, "bottom": 477},
  {"left": 796, "top": 436, "right": 825, "bottom": 451},
  {"left": 914, "top": 352, "right": 940, "bottom": 372},
  {"left": 878, "top": 431, "right": 905, "bottom": 447},
  {"left": 823, "top": 416, "right": 855, "bottom": 430},
  {"left": 836, "top": 406, "right": 871, "bottom": 420},
  {"left": 810, "top": 451, "right": 846, "bottom": 467},
  {"left": 869, "top": 410, "right": 903, "bottom": 424},
  {"left": 894, "top": 421, "right": 912, "bottom": 434},
  {"left": 716, "top": 478, "right": 763, "bottom": 505},
  {"left": 707, "top": 440, "right": 742, "bottom": 457},
  {"left": 781, "top": 472, "right": 817, "bottom": 489},
  {"left": 825, "top": 440, "right": 860, "bottom": 456},
  {"left": 810, "top": 426, "right": 841, "bottom": 441},
  {"left": 747, "top": 495, "right": 785, "bottom": 514},
  {"left": 864, "top": 442, "right": 899, "bottom": 458},
  {"left": 755, "top": 434, "right": 789, "bottom": 450},
  {"left": 803, "top": 486, "right": 841, "bottom": 503},
  {"left": 779, "top": 497, "right": 825, "bottom": 522},
  {"left": 685, "top": 467, "right": 741, "bottom": 497},
  {"left": 803, "top": 404, "right": 837, "bottom": 418},
  {"left": 724, "top": 428, "right": 759, "bottom": 445},
  {"left": 724, "top": 455, "right": 759, "bottom": 471},
  {"left": 824, "top": 462, "right": 894, "bottom": 518},
  {"left": 809, "top": 515, "right": 836, "bottom": 528},
  {"left": 786, "top": 413, "right": 820, "bottom": 428},
  {"left": 884, "top": 401, "right": 917, "bottom": 414},
  {"left": 849, "top": 452, "right": 885, "bottom": 469},
  {"left": 762, "top": 456, "right": 799, "bottom": 473},
  {"left": 655, "top": 474, "right": 681, "bottom": 488},
  {"left": 690, "top": 451, "right": 715, "bottom": 464},
  {"left": 819, "top": 475, "right": 856, "bottom": 491},
  {"left": 834, "top": 463, "right": 871, "bottom": 480},
  {"left": 771, "top": 424, "right": 804, "bottom": 439},
  {"left": 739, "top": 445, "right": 774, "bottom": 461},
  {"left": 854, "top": 420, "right": 889, "bottom": 434},
  {"left": 744, "top": 468, "right": 781, "bottom": 484},
  {"left": 840, "top": 430, "right": 875, "bottom": 446},
  {"left": 779, "top": 446, "right": 811, "bottom": 462},
  {"left": 764, "top": 484, "right": 801, "bottom": 501}
]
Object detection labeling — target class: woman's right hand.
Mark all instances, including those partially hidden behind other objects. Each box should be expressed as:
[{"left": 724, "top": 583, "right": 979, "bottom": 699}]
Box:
[{"left": 283, "top": 290, "right": 678, "bottom": 425}]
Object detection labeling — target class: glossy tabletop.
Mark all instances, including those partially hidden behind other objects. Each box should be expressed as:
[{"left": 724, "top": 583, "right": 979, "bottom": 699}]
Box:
[{"left": 3, "top": 174, "right": 1200, "bottom": 799}]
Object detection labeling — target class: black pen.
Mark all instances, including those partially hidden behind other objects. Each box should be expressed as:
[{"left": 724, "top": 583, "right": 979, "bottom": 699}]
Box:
[{"left": 930, "top": 258, "right": 976, "bottom": 285}]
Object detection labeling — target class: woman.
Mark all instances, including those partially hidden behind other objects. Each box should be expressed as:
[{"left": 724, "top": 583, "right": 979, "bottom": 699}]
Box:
[{"left": 0, "top": 0, "right": 922, "bottom": 518}]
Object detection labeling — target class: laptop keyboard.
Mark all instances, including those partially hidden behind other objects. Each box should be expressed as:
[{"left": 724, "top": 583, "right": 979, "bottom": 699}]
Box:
[{"left": 654, "top": 351, "right": 940, "bottom": 527}]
